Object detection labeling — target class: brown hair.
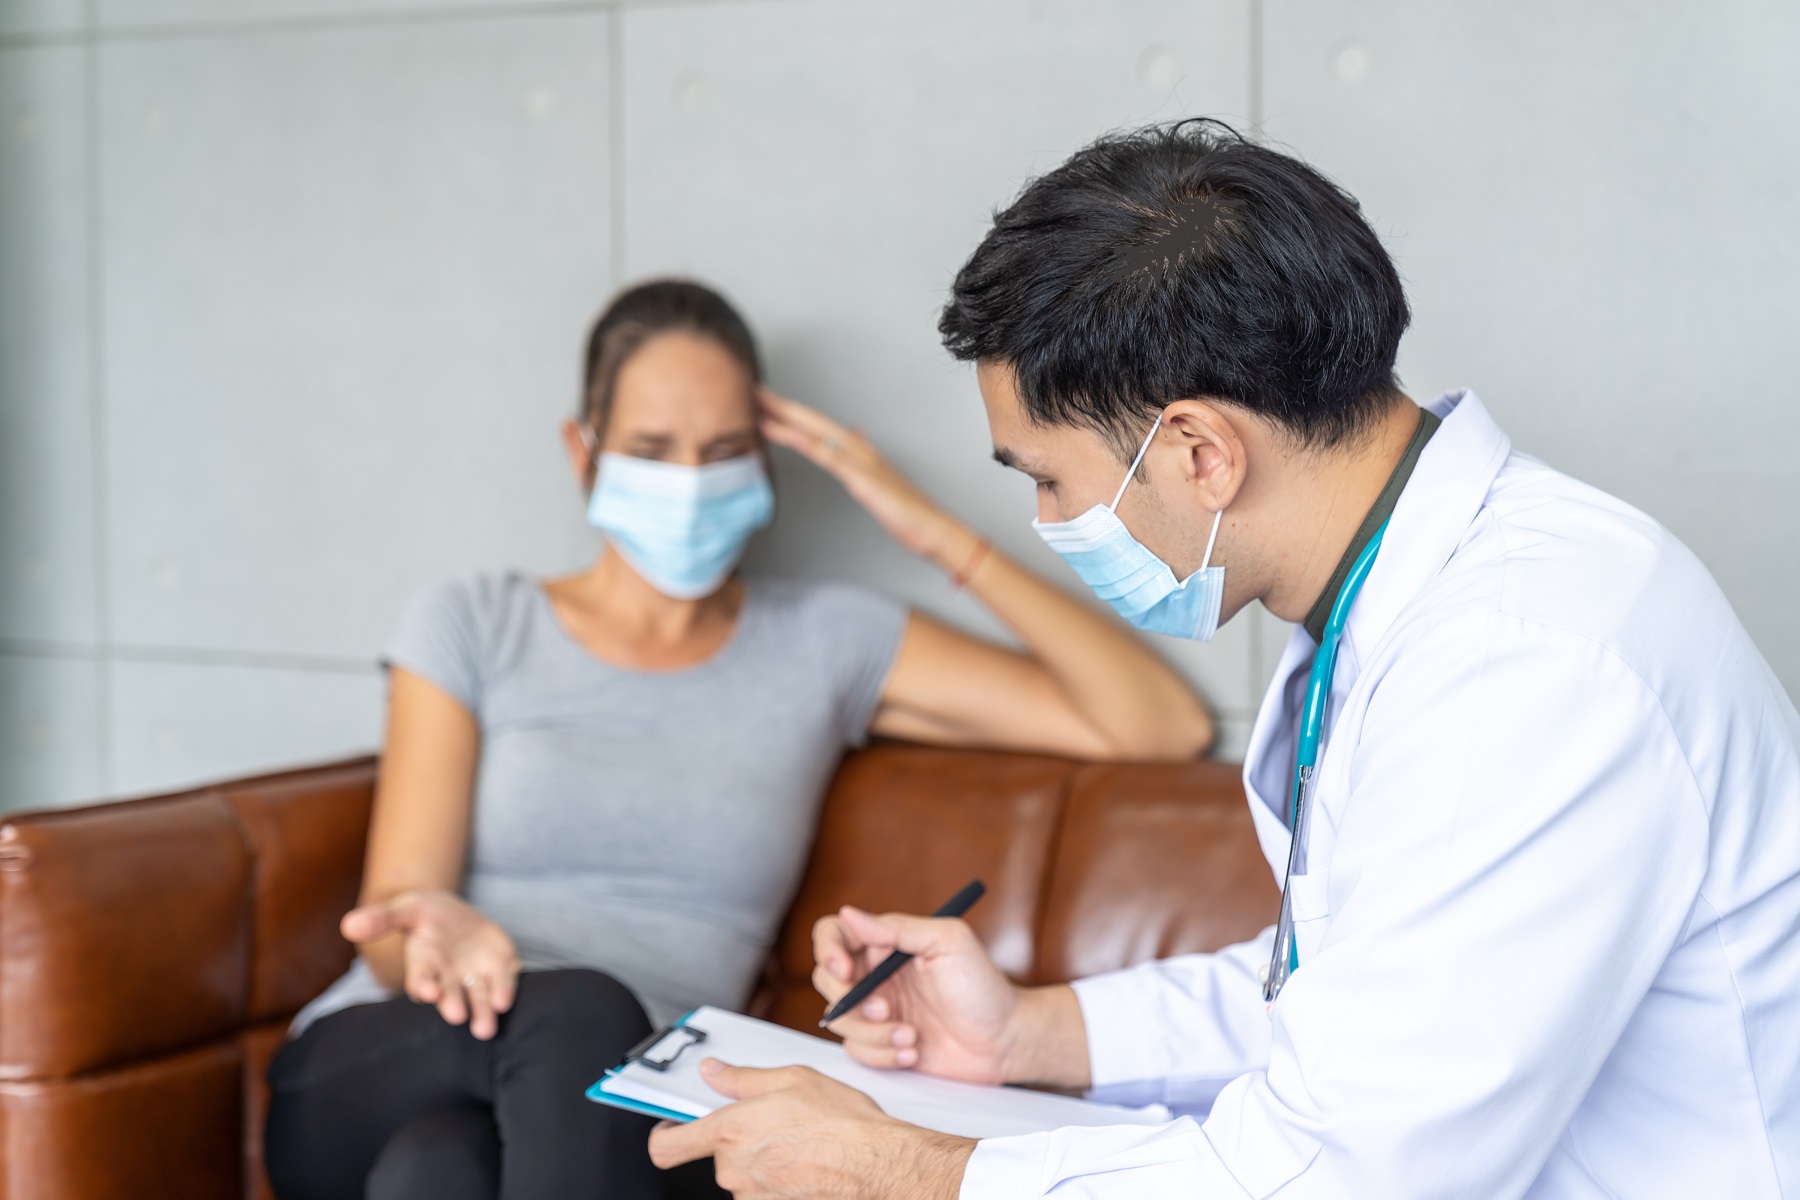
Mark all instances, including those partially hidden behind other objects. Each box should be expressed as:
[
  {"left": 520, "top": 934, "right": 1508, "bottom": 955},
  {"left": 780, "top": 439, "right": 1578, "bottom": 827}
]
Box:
[{"left": 579, "top": 279, "right": 763, "bottom": 438}]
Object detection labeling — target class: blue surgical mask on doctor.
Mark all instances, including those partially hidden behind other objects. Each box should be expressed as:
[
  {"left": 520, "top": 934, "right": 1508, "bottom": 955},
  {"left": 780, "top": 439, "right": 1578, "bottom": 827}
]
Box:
[
  {"left": 584, "top": 445, "right": 775, "bottom": 600},
  {"left": 1032, "top": 415, "right": 1227, "bottom": 641}
]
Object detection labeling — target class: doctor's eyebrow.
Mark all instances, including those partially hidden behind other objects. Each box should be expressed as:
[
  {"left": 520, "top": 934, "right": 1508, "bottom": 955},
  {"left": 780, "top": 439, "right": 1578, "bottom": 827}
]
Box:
[{"left": 991, "top": 446, "right": 1041, "bottom": 476}]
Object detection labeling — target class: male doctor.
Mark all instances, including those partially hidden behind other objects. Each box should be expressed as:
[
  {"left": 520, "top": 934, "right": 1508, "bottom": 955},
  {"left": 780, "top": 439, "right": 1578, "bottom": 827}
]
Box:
[{"left": 649, "top": 120, "right": 1800, "bottom": 1197}]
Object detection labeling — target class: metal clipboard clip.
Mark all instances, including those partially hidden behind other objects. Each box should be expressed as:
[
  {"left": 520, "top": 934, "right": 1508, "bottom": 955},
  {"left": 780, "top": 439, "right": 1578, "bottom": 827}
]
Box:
[{"left": 619, "top": 1022, "right": 709, "bottom": 1073}]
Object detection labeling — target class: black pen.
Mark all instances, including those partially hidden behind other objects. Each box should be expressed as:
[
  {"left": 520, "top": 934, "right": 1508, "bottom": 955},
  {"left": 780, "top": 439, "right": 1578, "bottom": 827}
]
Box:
[{"left": 819, "top": 879, "right": 986, "bottom": 1029}]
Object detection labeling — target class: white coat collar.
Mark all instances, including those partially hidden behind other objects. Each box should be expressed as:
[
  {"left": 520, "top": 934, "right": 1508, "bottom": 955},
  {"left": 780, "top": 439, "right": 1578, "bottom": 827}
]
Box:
[
  {"left": 1341, "top": 390, "right": 1512, "bottom": 661},
  {"left": 1239, "top": 390, "right": 1512, "bottom": 870}
]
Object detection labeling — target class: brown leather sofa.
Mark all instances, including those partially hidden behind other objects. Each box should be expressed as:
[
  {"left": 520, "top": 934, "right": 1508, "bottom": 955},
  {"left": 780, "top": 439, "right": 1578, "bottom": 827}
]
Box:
[{"left": 0, "top": 744, "right": 1277, "bottom": 1199}]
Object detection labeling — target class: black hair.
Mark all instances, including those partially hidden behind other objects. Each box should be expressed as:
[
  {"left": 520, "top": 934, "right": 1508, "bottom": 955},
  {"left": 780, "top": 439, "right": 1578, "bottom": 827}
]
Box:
[
  {"left": 939, "top": 119, "right": 1410, "bottom": 452},
  {"left": 580, "top": 279, "right": 762, "bottom": 435}
]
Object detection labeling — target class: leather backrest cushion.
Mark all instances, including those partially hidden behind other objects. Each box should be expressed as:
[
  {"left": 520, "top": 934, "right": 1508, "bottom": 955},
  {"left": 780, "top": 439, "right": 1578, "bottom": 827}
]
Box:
[
  {"left": 0, "top": 796, "right": 250, "bottom": 1080},
  {"left": 1031, "top": 762, "right": 1280, "bottom": 985},
  {"left": 224, "top": 762, "right": 376, "bottom": 1021},
  {"left": 774, "top": 745, "right": 1074, "bottom": 988}
]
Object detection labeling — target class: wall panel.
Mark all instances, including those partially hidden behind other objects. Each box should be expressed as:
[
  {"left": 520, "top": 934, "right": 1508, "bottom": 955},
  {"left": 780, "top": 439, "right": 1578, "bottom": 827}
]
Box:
[
  {"left": 107, "top": 657, "right": 380, "bottom": 795},
  {"left": 0, "top": 44, "right": 99, "bottom": 646},
  {"left": 621, "top": 0, "right": 1261, "bottom": 718},
  {"left": 97, "top": 12, "right": 609, "bottom": 661},
  {"left": 0, "top": 654, "right": 103, "bottom": 810},
  {"left": 1263, "top": 0, "right": 1800, "bottom": 698},
  {"left": 0, "top": 0, "right": 84, "bottom": 38},
  {"left": 94, "top": 0, "right": 580, "bottom": 33}
]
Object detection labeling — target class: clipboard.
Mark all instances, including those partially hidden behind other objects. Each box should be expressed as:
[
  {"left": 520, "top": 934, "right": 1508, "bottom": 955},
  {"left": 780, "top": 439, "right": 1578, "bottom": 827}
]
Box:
[
  {"left": 586, "top": 1006, "right": 1172, "bottom": 1140},
  {"left": 584, "top": 1015, "right": 713, "bottom": 1123}
]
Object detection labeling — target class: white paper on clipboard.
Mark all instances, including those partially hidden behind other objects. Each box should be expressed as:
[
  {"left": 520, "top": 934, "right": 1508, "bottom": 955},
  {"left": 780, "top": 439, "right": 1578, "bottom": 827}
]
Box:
[{"left": 589, "top": 1006, "right": 1172, "bottom": 1141}]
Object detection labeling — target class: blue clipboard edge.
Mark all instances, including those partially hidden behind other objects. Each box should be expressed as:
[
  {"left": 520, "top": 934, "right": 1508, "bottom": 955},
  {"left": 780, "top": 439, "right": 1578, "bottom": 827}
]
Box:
[{"left": 584, "top": 1008, "right": 702, "bottom": 1124}]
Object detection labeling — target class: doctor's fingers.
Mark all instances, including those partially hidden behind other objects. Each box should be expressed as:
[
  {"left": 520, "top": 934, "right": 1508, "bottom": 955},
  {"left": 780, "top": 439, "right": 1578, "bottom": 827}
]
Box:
[
  {"left": 812, "top": 912, "right": 886, "bottom": 986},
  {"left": 648, "top": 1113, "right": 722, "bottom": 1170},
  {"left": 827, "top": 1011, "right": 922, "bottom": 1070},
  {"left": 808, "top": 961, "right": 897, "bottom": 1025},
  {"left": 842, "top": 906, "right": 978, "bottom": 962}
]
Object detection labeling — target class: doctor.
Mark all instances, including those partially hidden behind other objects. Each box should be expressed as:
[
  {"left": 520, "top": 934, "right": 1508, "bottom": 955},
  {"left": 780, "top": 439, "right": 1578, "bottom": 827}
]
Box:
[{"left": 648, "top": 119, "right": 1800, "bottom": 1198}]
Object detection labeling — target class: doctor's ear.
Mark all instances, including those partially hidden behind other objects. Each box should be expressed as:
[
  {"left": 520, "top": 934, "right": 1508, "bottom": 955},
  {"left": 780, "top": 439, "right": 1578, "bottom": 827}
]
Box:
[{"left": 1159, "top": 400, "right": 1247, "bottom": 511}]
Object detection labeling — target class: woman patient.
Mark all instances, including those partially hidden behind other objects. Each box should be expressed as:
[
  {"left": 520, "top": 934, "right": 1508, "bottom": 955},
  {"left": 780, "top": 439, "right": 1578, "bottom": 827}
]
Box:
[{"left": 263, "top": 280, "right": 1211, "bottom": 1200}]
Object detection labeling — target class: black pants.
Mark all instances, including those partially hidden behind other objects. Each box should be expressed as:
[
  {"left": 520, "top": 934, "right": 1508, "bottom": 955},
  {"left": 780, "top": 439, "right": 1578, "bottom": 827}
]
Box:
[{"left": 264, "top": 969, "right": 728, "bottom": 1200}]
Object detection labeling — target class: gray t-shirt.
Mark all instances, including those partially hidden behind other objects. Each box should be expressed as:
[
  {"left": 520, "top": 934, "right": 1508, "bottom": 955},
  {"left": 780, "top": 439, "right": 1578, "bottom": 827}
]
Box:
[{"left": 292, "top": 572, "right": 906, "bottom": 1034}]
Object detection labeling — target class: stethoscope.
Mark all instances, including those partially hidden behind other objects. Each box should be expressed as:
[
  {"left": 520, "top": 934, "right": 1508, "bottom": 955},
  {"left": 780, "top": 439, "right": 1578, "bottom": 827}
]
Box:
[{"left": 1261, "top": 518, "right": 1389, "bottom": 1005}]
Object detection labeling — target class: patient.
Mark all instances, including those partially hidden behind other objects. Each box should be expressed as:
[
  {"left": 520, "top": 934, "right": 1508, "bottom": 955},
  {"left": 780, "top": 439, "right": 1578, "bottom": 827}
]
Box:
[{"left": 262, "top": 280, "right": 1212, "bottom": 1200}]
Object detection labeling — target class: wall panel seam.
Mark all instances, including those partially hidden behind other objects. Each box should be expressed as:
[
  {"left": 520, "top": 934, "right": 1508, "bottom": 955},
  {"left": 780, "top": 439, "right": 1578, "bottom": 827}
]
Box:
[
  {"left": 0, "top": 641, "right": 376, "bottom": 675},
  {"left": 81, "top": 19, "right": 113, "bottom": 794}
]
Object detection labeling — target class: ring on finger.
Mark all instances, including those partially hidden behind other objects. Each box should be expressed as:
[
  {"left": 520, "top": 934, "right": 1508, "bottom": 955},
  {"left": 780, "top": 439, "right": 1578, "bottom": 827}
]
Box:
[
  {"left": 821, "top": 436, "right": 843, "bottom": 455},
  {"left": 462, "top": 974, "right": 481, "bottom": 990}
]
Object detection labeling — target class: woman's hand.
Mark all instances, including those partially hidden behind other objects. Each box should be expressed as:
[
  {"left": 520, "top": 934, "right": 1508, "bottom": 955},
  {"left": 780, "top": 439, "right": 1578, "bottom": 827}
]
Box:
[
  {"left": 341, "top": 889, "right": 520, "bottom": 1040},
  {"left": 759, "top": 390, "right": 979, "bottom": 568}
]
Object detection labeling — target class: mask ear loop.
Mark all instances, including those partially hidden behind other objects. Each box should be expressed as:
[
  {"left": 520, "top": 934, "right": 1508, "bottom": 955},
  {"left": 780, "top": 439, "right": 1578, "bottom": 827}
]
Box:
[
  {"left": 1199, "top": 508, "right": 1224, "bottom": 572},
  {"left": 578, "top": 425, "right": 603, "bottom": 493},
  {"left": 1109, "top": 416, "right": 1164, "bottom": 512}
]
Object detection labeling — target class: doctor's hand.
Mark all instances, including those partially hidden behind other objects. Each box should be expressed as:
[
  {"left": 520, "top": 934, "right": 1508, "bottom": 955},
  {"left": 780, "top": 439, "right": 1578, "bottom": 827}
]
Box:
[
  {"left": 758, "top": 390, "right": 985, "bottom": 573},
  {"left": 648, "top": 1060, "right": 973, "bottom": 1200},
  {"left": 813, "top": 906, "right": 1093, "bottom": 1090},
  {"left": 341, "top": 889, "right": 519, "bottom": 1040}
]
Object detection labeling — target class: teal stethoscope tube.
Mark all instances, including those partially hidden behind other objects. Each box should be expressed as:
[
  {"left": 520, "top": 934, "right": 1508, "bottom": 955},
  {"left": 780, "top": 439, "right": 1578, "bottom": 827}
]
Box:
[{"left": 1262, "top": 518, "right": 1389, "bottom": 1005}]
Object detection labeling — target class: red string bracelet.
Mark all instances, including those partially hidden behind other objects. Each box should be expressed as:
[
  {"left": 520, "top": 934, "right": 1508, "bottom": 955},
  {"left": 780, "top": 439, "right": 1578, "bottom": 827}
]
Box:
[{"left": 950, "top": 537, "right": 992, "bottom": 590}]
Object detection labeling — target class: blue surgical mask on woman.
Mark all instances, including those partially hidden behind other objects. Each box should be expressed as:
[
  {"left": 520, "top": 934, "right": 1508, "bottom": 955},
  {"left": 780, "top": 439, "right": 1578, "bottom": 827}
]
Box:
[
  {"left": 585, "top": 451, "right": 775, "bottom": 600},
  {"left": 1032, "top": 416, "right": 1226, "bottom": 641}
]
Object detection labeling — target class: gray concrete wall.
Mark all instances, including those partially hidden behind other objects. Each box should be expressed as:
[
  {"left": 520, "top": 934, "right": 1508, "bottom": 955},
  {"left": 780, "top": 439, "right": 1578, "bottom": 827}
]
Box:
[{"left": 2, "top": 0, "right": 1794, "bottom": 807}]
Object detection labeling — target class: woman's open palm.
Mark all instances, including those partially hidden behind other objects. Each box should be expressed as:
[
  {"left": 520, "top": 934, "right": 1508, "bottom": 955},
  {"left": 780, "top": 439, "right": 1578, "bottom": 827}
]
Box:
[{"left": 342, "top": 890, "right": 520, "bottom": 1040}]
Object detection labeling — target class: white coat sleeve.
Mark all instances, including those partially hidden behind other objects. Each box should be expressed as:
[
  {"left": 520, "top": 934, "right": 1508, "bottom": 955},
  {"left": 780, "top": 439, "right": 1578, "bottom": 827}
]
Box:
[
  {"left": 1067, "top": 929, "right": 1275, "bottom": 1112},
  {"left": 959, "top": 613, "right": 1710, "bottom": 1200}
]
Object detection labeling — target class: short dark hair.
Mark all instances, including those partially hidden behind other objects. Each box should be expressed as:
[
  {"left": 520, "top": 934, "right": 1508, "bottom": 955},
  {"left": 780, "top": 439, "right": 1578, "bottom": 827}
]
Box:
[
  {"left": 939, "top": 119, "right": 1410, "bottom": 451},
  {"left": 580, "top": 279, "right": 762, "bottom": 435}
]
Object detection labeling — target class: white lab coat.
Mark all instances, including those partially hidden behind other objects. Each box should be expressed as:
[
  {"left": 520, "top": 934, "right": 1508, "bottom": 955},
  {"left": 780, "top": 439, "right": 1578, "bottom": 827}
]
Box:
[{"left": 961, "top": 391, "right": 1800, "bottom": 1199}]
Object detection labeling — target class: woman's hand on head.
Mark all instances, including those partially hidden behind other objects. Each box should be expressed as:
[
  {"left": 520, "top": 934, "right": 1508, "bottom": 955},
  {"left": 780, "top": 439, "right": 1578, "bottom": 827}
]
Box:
[
  {"left": 341, "top": 890, "right": 520, "bottom": 1040},
  {"left": 759, "top": 389, "right": 979, "bottom": 567}
]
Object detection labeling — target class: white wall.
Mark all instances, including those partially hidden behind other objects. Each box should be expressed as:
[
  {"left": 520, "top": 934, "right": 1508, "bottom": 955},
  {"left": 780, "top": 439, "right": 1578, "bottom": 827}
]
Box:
[{"left": 2, "top": 0, "right": 1795, "bottom": 810}]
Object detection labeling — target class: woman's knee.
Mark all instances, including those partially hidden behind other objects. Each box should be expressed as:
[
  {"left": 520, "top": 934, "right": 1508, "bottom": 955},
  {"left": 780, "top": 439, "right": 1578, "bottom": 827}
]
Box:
[
  {"left": 365, "top": 1103, "right": 500, "bottom": 1200},
  {"left": 505, "top": 970, "right": 651, "bottom": 1054}
]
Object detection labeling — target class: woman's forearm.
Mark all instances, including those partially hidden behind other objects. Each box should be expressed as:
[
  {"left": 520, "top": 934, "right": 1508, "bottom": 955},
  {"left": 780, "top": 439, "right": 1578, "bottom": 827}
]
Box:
[
  {"left": 755, "top": 391, "right": 1211, "bottom": 758},
  {"left": 929, "top": 519, "right": 1213, "bottom": 759}
]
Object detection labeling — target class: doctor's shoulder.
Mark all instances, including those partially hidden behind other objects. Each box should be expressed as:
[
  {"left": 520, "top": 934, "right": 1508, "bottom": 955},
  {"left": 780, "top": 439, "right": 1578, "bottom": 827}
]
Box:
[
  {"left": 1441, "top": 454, "right": 1740, "bottom": 656},
  {"left": 1393, "top": 452, "right": 1778, "bottom": 756}
]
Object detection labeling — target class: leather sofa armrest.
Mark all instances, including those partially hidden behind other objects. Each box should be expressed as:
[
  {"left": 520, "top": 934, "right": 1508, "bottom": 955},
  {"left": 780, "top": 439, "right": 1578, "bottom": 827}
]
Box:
[{"left": 0, "top": 793, "right": 251, "bottom": 1080}]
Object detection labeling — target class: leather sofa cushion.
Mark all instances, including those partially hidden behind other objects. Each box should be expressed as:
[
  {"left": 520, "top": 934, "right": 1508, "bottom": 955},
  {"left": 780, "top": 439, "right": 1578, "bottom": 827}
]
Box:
[
  {"left": 1033, "top": 761, "right": 1280, "bottom": 984},
  {"left": 224, "top": 764, "right": 374, "bottom": 1022},
  {"left": 775, "top": 745, "right": 1071, "bottom": 988},
  {"left": 0, "top": 796, "right": 250, "bottom": 1080},
  {"left": 239, "top": 1020, "right": 289, "bottom": 1200},
  {"left": 0, "top": 1040, "right": 242, "bottom": 1200},
  {"left": 757, "top": 748, "right": 1277, "bottom": 1033}
]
